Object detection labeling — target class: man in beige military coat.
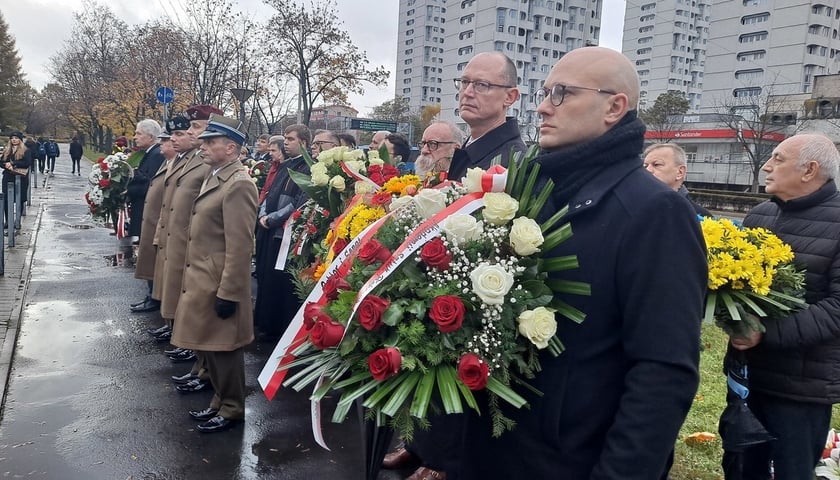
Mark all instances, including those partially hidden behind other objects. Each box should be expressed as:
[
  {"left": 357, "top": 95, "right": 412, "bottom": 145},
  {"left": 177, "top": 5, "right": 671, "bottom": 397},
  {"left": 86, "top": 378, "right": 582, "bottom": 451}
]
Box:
[{"left": 172, "top": 114, "right": 257, "bottom": 433}]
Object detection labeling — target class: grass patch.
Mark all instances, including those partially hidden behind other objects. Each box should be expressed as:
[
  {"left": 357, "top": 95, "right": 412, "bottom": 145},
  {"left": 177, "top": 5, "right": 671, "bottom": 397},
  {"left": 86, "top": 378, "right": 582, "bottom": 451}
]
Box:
[{"left": 672, "top": 322, "right": 840, "bottom": 478}]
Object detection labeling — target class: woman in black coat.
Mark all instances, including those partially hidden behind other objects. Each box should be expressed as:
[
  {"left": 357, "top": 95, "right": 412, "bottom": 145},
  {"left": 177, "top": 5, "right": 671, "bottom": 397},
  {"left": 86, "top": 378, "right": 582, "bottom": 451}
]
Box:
[{"left": 1, "top": 132, "right": 31, "bottom": 228}]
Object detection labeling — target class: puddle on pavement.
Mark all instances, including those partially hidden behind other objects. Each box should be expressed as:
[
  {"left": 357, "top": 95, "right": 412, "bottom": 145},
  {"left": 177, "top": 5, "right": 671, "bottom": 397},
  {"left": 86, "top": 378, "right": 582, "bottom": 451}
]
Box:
[{"left": 104, "top": 246, "right": 135, "bottom": 267}]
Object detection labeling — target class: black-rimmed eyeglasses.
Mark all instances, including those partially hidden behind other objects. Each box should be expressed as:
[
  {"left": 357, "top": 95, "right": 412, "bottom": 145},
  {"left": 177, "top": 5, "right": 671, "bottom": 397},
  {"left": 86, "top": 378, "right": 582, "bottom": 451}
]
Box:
[
  {"left": 312, "top": 140, "right": 337, "bottom": 149},
  {"left": 454, "top": 78, "right": 514, "bottom": 94},
  {"left": 419, "top": 140, "right": 456, "bottom": 151},
  {"left": 534, "top": 83, "right": 617, "bottom": 107}
]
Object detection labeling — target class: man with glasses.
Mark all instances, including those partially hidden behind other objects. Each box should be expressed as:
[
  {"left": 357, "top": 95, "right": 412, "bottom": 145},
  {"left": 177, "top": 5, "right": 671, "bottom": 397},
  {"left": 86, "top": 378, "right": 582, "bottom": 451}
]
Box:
[
  {"left": 415, "top": 121, "right": 464, "bottom": 178},
  {"left": 311, "top": 129, "right": 339, "bottom": 159},
  {"left": 447, "top": 51, "right": 526, "bottom": 180},
  {"left": 460, "top": 47, "right": 707, "bottom": 479}
]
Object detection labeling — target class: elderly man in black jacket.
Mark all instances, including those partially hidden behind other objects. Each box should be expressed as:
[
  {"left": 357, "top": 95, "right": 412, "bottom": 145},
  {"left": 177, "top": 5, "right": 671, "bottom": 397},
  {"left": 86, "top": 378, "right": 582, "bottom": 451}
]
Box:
[
  {"left": 725, "top": 133, "right": 840, "bottom": 479},
  {"left": 459, "top": 47, "right": 707, "bottom": 479}
]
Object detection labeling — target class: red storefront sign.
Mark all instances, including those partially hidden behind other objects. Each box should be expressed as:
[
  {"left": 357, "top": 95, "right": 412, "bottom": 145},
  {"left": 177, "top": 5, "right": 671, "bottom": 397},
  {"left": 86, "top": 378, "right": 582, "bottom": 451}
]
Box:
[{"left": 645, "top": 129, "right": 785, "bottom": 141}]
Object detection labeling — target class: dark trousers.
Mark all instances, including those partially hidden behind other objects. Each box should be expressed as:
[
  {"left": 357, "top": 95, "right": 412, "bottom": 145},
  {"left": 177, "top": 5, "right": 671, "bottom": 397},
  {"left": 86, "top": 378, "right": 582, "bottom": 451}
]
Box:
[
  {"left": 37, "top": 157, "right": 45, "bottom": 173},
  {"left": 47, "top": 156, "right": 56, "bottom": 172},
  {"left": 2, "top": 175, "right": 27, "bottom": 227},
  {"left": 71, "top": 158, "right": 81, "bottom": 173},
  {"left": 406, "top": 410, "right": 465, "bottom": 478},
  {"left": 202, "top": 348, "right": 246, "bottom": 420},
  {"left": 724, "top": 390, "right": 831, "bottom": 480}
]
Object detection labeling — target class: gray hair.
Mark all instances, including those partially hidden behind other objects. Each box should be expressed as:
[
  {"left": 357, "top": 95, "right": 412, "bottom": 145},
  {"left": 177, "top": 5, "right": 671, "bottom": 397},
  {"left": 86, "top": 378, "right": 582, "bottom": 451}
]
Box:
[
  {"left": 432, "top": 120, "right": 465, "bottom": 146},
  {"left": 313, "top": 129, "right": 340, "bottom": 144},
  {"left": 798, "top": 134, "right": 840, "bottom": 180},
  {"left": 136, "top": 119, "right": 162, "bottom": 138},
  {"left": 643, "top": 143, "right": 687, "bottom": 167}
]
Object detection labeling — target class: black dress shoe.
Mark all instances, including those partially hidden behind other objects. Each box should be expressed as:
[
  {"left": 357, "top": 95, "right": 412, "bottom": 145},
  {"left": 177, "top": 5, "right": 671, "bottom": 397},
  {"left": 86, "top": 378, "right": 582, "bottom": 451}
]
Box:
[
  {"left": 196, "top": 415, "right": 241, "bottom": 433},
  {"left": 176, "top": 379, "right": 212, "bottom": 393},
  {"left": 147, "top": 325, "right": 171, "bottom": 336},
  {"left": 154, "top": 330, "right": 172, "bottom": 342},
  {"left": 171, "top": 372, "right": 200, "bottom": 385},
  {"left": 131, "top": 298, "right": 160, "bottom": 313},
  {"left": 170, "top": 350, "right": 196, "bottom": 363},
  {"left": 130, "top": 297, "right": 149, "bottom": 309},
  {"left": 189, "top": 407, "right": 219, "bottom": 421},
  {"left": 164, "top": 347, "right": 185, "bottom": 355}
]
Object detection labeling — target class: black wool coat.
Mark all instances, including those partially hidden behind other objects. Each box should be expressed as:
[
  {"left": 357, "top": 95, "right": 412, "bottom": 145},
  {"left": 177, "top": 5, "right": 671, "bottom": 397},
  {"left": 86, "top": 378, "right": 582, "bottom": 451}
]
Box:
[
  {"left": 447, "top": 116, "right": 526, "bottom": 180},
  {"left": 126, "top": 144, "right": 165, "bottom": 237}
]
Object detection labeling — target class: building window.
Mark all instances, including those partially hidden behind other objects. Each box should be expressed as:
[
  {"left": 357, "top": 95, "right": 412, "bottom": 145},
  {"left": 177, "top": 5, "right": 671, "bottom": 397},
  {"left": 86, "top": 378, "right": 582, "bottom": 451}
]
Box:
[
  {"left": 460, "top": 14, "right": 474, "bottom": 24},
  {"left": 739, "top": 31, "right": 767, "bottom": 43},
  {"left": 641, "top": 2, "right": 656, "bottom": 11},
  {"left": 637, "top": 47, "right": 652, "bottom": 55},
  {"left": 459, "top": 30, "right": 473, "bottom": 40},
  {"left": 639, "top": 25, "right": 654, "bottom": 33},
  {"left": 640, "top": 14, "right": 655, "bottom": 22},
  {"left": 741, "top": 12, "right": 769, "bottom": 24},
  {"left": 737, "top": 50, "right": 765, "bottom": 61},
  {"left": 733, "top": 87, "right": 762, "bottom": 97},
  {"left": 734, "top": 68, "right": 763, "bottom": 81},
  {"left": 742, "top": 0, "right": 765, "bottom": 5}
]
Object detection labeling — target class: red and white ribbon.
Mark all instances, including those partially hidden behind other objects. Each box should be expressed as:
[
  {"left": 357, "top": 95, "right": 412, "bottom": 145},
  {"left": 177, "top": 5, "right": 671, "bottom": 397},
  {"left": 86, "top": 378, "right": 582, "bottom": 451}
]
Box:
[{"left": 480, "top": 164, "right": 508, "bottom": 193}]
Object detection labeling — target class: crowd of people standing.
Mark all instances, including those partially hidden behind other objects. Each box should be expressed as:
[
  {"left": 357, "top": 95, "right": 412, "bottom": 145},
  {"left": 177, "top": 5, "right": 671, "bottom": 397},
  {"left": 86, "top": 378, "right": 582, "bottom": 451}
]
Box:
[{"left": 4, "top": 45, "right": 832, "bottom": 479}]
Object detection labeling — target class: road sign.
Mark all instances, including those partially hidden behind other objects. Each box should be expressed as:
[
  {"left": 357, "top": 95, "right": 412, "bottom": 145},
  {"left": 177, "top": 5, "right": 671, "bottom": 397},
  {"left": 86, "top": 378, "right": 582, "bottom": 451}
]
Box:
[
  {"left": 156, "top": 87, "right": 174, "bottom": 104},
  {"left": 349, "top": 118, "right": 398, "bottom": 132}
]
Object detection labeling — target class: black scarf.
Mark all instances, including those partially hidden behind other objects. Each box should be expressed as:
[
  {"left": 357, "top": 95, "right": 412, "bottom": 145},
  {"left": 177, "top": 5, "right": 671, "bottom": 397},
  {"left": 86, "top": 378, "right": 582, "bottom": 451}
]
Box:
[{"left": 535, "top": 110, "right": 646, "bottom": 209}]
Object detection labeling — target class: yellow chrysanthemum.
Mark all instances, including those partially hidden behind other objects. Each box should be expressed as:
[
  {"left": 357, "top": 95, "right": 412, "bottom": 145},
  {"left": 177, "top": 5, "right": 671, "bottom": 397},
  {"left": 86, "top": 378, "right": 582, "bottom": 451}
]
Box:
[
  {"left": 381, "top": 174, "right": 422, "bottom": 195},
  {"left": 336, "top": 203, "right": 387, "bottom": 240}
]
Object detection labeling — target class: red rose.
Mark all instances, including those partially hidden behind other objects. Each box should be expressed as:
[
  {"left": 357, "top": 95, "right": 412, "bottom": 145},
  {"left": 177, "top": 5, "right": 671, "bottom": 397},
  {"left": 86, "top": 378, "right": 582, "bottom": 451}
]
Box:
[
  {"left": 98, "top": 178, "right": 111, "bottom": 188},
  {"left": 368, "top": 347, "right": 402, "bottom": 381},
  {"left": 310, "top": 317, "right": 344, "bottom": 349},
  {"left": 429, "top": 295, "right": 465, "bottom": 333},
  {"left": 383, "top": 165, "right": 399, "bottom": 182},
  {"left": 368, "top": 165, "right": 382, "bottom": 175},
  {"left": 292, "top": 210, "right": 302, "bottom": 220},
  {"left": 357, "top": 295, "right": 390, "bottom": 331},
  {"left": 323, "top": 275, "right": 351, "bottom": 301},
  {"left": 332, "top": 238, "right": 348, "bottom": 255},
  {"left": 358, "top": 239, "right": 391, "bottom": 265},
  {"left": 458, "top": 353, "right": 489, "bottom": 390},
  {"left": 420, "top": 237, "right": 451, "bottom": 270},
  {"left": 371, "top": 192, "right": 392, "bottom": 206},
  {"left": 369, "top": 172, "right": 384, "bottom": 185},
  {"left": 307, "top": 224, "right": 318, "bottom": 234},
  {"left": 303, "top": 302, "right": 331, "bottom": 329}
]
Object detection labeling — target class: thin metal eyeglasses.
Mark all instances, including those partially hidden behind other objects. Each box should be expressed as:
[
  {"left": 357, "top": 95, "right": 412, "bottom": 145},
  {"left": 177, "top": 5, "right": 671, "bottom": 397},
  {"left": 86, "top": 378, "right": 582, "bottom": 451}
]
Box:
[
  {"left": 419, "top": 140, "right": 456, "bottom": 151},
  {"left": 534, "top": 83, "right": 617, "bottom": 107},
  {"left": 453, "top": 78, "right": 514, "bottom": 94},
  {"left": 312, "top": 140, "right": 337, "bottom": 148}
]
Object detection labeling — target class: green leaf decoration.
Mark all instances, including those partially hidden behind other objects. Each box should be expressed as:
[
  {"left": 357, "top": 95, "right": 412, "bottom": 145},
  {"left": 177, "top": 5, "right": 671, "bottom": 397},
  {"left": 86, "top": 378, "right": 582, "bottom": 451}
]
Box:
[{"left": 546, "top": 279, "right": 591, "bottom": 296}]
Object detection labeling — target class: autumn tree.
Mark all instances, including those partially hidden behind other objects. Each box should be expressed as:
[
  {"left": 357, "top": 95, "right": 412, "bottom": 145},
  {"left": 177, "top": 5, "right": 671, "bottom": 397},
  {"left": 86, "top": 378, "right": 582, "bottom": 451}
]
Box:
[
  {"left": 711, "top": 79, "right": 800, "bottom": 192},
  {"left": 0, "top": 11, "right": 30, "bottom": 131},
  {"left": 639, "top": 91, "right": 690, "bottom": 142},
  {"left": 263, "top": 0, "right": 389, "bottom": 125}
]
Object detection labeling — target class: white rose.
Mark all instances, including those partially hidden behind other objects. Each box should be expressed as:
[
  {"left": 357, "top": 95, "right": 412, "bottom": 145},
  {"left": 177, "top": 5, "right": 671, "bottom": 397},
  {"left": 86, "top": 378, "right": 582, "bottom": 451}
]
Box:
[
  {"left": 389, "top": 195, "right": 413, "bottom": 212},
  {"left": 441, "top": 214, "right": 484, "bottom": 245},
  {"left": 509, "top": 217, "right": 544, "bottom": 256},
  {"left": 311, "top": 172, "right": 330, "bottom": 186},
  {"left": 517, "top": 307, "right": 557, "bottom": 349},
  {"left": 462, "top": 167, "right": 484, "bottom": 193},
  {"left": 355, "top": 182, "right": 375, "bottom": 194},
  {"left": 413, "top": 188, "right": 447, "bottom": 220},
  {"left": 317, "top": 148, "right": 337, "bottom": 166},
  {"left": 470, "top": 263, "right": 514, "bottom": 305},
  {"left": 341, "top": 149, "right": 365, "bottom": 161},
  {"left": 329, "top": 175, "right": 346, "bottom": 192},
  {"left": 482, "top": 192, "right": 519, "bottom": 225},
  {"left": 344, "top": 160, "right": 366, "bottom": 174},
  {"left": 310, "top": 162, "right": 328, "bottom": 176}
]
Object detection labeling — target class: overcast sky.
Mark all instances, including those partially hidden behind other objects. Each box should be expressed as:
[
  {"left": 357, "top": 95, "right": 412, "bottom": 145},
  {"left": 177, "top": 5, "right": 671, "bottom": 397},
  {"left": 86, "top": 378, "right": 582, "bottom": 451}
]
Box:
[{"left": 4, "top": 0, "right": 625, "bottom": 116}]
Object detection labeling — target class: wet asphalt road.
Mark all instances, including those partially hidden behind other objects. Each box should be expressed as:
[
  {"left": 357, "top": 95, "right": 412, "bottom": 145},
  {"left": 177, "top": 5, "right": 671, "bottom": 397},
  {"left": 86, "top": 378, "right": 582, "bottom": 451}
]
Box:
[{"left": 0, "top": 166, "right": 409, "bottom": 479}]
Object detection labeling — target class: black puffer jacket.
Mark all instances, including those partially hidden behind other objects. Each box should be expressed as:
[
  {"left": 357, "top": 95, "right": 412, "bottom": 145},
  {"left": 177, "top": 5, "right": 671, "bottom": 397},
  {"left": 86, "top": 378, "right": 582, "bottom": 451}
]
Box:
[{"left": 741, "top": 180, "right": 840, "bottom": 403}]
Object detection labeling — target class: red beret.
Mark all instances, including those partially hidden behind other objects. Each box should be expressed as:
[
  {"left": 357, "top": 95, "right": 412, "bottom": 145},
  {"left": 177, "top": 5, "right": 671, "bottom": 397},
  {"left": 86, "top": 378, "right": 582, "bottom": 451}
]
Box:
[{"left": 186, "top": 105, "right": 223, "bottom": 121}]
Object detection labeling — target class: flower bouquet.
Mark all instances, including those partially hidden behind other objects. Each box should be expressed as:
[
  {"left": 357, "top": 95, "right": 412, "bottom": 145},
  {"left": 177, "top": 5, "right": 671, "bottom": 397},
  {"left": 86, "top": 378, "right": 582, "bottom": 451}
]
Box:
[
  {"left": 84, "top": 153, "right": 133, "bottom": 223},
  {"left": 245, "top": 158, "right": 268, "bottom": 190},
  {"left": 263, "top": 146, "right": 588, "bottom": 441},
  {"left": 701, "top": 217, "right": 806, "bottom": 337},
  {"left": 818, "top": 429, "right": 840, "bottom": 479}
]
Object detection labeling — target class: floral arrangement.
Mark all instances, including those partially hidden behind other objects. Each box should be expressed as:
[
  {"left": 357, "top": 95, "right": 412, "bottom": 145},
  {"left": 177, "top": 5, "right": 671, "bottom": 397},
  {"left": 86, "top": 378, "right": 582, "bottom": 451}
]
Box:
[
  {"left": 817, "top": 429, "right": 840, "bottom": 479},
  {"left": 84, "top": 153, "right": 133, "bottom": 222},
  {"left": 245, "top": 158, "right": 268, "bottom": 190},
  {"left": 277, "top": 147, "right": 588, "bottom": 439},
  {"left": 700, "top": 217, "right": 806, "bottom": 337}
]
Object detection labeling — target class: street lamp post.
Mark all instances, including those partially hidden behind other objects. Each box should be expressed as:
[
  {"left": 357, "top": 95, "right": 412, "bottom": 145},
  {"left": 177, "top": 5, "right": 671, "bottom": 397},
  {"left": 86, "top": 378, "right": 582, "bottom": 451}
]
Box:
[{"left": 230, "top": 88, "right": 255, "bottom": 133}]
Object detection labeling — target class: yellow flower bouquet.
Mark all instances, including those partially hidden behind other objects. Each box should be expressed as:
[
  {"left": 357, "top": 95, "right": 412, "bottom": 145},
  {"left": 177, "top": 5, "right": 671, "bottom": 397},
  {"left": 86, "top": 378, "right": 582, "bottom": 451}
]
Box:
[{"left": 701, "top": 217, "right": 806, "bottom": 337}]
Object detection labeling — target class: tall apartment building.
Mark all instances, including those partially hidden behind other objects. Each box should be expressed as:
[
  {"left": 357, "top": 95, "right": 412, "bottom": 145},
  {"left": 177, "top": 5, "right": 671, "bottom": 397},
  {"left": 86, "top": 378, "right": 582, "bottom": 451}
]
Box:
[
  {"left": 396, "top": 0, "right": 603, "bottom": 141},
  {"left": 700, "top": 1, "right": 840, "bottom": 113},
  {"left": 622, "top": 0, "right": 711, "bottom": 112}
]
